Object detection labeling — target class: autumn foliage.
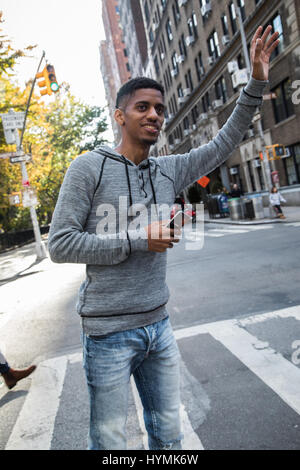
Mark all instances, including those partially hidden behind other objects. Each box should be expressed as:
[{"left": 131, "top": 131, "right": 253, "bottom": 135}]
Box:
[{"left": 0, "top": 11, "right": 108, "bottom": 232}]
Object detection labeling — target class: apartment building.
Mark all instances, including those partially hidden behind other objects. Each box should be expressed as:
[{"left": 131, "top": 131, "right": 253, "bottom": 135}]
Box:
[
  {"left": 118, "top": 0, "right": 148, "bottom": 78},
  {"left": 100, "top": 0, "right": 131, "bottom": 144},
  {"left": 140, "top": 0, "right": 300, "bottom": 194}
]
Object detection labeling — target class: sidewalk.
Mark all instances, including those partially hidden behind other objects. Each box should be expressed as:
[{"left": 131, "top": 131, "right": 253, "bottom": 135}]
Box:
[
  {"left": 204, "top": 205, "right": 300, "bottom": 225},
  {"left": 0, "top": 234, "right": 51, "bottom": 286}
]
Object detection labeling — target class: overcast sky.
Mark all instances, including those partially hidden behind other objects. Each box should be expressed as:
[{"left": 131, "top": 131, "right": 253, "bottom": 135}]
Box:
[{"left": 1, "top": 0, "right": 114, "bottom": 142}]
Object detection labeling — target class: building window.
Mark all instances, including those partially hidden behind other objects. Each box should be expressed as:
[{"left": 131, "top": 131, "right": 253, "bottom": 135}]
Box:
[
  {"left": 154, "top": 55, "right": 160, "bottom": 76},
  {"left": 271, "top": 79, "right": 294, "bottom": 124},
  {"left": 229, "top": 2, "right": 237, "bottom": 34},
  {"left": 215, "top": 76, "right": 227, "bottom": 103},
  {"left": 185, "top": 69, "right": 194, "bottom": 91},
  {"left": 269, "top": 13, "right": 284, "bottom": 60},
  {"left": 177, "top": 83, "right": 184, "bottom": 98},
  {"left": 187, "top": 12, "right": 198, "bottom": 39},
  {"left": 179, "top": 34, "right": 187, "bottom": 58},
  {"left": 191, "top": 105, "right": 199, "bottom": 124},
  {"left": 207, "top": 31, "right": 221, "bottom": 59},
  {"left": 183, "top": 116, "right": 190, "bottom": 131},
  {"left": 171, "top": 52, "right": 178, "bottom": 74},
  {"left": 237, "top": 0, "right": 246, "bottom": 22},
  {"left": 221, "top": 14, "right": 229, "bottom": 35},
  {"left": 149, "top": 28, "right": 154, "bottom": 46},
  {"left": 166, "top": 19, "right": 173, "bottom": 42},
  {"left": 144, "top": 1, "right": 150, "bottom": 25},
  {"left": 195, "top": 52, "right": 205, "bottom": 81},
  {"left": 172, "top": 0, "right": 180, "bottom": 27},
  {"left": 202, "top": 92, "right": 210, "bottom": 112},
  {"left": 284, "top": 144, "right": 300, "bottom": 185}
]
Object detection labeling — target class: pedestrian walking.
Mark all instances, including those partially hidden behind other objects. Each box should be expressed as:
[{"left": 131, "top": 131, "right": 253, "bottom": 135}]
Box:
[
  {"left": 269, "top": 185, "right": 287, "bottom": 219},
  {"left": 230, "top": 183, "right": 243, "bottom": 198},
  {"left": 48, "top": 26, "right": 280, "bottom": 450},
  {"left": 0, "top": 349, "right": 36, "bottom": 390}
]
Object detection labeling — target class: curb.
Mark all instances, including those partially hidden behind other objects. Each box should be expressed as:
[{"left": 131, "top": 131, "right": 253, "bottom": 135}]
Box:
[{"left": 203, "top": 217, "right": 294, "bottom": 226}]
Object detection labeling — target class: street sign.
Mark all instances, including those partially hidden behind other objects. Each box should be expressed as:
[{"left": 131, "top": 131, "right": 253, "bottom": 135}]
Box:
[
  {"left": 0, "top": 111, "right": 25, "bottom": 130},
  {"left": 0, "top": 150, "right": 26, "bottom": 159},
  {"left": 197, "top": 176, "right": 210, "bottom": 188},
  {"left": 22, "top": 188, "right": 38, "bottom": 208},
  {"left": 10, "top": 154, "right": 32, "bottom": 164},
  {"left": 8, "top": 192, "right": 22, "bottom": 207}
]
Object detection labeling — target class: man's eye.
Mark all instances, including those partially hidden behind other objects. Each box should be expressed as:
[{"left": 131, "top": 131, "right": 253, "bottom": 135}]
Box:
[{"left": 137, "top": 105, "right": 147, "bottom": 111}]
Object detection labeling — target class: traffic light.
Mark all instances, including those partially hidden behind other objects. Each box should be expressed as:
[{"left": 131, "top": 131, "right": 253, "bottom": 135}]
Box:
[{"left": 36, "top": 64, "right": 59, "bottom": 96}]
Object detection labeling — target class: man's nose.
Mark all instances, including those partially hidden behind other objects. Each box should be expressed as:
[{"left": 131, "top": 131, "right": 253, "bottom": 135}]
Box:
[{"left": 147, "top": 107, "right": 159, "bottom": 120}]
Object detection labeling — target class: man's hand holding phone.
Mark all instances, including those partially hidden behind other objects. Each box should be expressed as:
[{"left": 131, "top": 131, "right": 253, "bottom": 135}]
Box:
[{"left": 145, "top": 220, "right": 182, "bottom": 253}]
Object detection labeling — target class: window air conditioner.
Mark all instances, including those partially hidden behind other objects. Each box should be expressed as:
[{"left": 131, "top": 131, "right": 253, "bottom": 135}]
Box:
[
  {"left": 183, "top": 88, "right": 191, "bottom": 97},
  {"left": 160, "top": 52, "right": 165, "bottom": 60},
  {"left": 186, "top": 35, "right": 195, "bottom": 47},
  {"left": 171, "top": 68, "right": 178, "bottom": 77},
  {"left": 177, "top": 55, "right": 185, "bottom": 64},
  {"left": 208, "top": 56, "right": 215, "bottom": 65},
  {"left": 253, "top": 159, "right": 261, "bottom": 168},
  {"left": 212, "top": 99, "right": 223, "bottom": 109},
  {"left": 174, "top": 138, "right": 181, "bottom": 145},
  {"left": 227, "top": 60, "right": 238, "bottom": 74},
  {"left": 178, "top": 96, "right": 186, "bottom": 104},
  {"left": 184, "top": 129, "right": 190, "bottom": 137},
  {"left": 229, "top": 167, "right": 238, "bottom": 175},
  {"left": 198, "top": 113, "right": 208, "bottom": 122},
  {"left": 192, "top": 124, "right": 197, "bottom": 130},
  {"left": 179, "top": 0, "right": 188, "bottom": 6},
  {"left": 222, "top": 35, "right": 230, "bottom": 46},
  {"left": 201, "top": 3, "right": 212, "bottom": 16},
  {"left": 231, "top": 68, "right": 248, "bottom": 88},
  {"left": 153, "top": 22, "right": 159, "bottom": 31}
]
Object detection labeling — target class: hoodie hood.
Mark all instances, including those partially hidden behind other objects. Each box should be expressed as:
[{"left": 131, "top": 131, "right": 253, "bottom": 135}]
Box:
[{"left": 93, "top": 145, "right": 158, "bottom": 209}]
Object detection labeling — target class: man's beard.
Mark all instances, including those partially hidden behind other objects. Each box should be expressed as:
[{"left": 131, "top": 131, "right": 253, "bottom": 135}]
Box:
[{"left": 141, "top": 136, "right": 158, "bottom": 146}]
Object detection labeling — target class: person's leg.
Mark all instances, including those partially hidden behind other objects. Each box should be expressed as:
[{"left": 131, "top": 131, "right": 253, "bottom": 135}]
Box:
[
  {"left": 0, "top": 350, "right": 10, "bottom": 375},
  {"left": 275, "top": 204, "right": 283, "bottom": 214},
  {"left": 0, "top": 350, "right": 36, "bottom": 389},
  {"left": 133, "top": 318, "right": 183, "bottom": 450},
  {"left": 82, "top": 329, "right": 146, "bottom": 450}
]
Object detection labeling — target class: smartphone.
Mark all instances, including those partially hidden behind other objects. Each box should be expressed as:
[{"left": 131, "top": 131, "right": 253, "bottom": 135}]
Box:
[{"left": 164, "top": 210, "right": 192, "bottom": 229}]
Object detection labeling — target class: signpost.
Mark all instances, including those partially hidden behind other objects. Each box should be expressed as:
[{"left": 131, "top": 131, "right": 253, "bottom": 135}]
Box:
[{"left": 0, "top": 109, "right": 47, "bottom": 260}]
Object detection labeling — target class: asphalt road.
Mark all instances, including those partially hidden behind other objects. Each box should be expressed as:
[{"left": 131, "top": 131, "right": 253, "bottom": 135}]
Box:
[{"left": 0, "top": 222, "right": 300, "bottom": 450}]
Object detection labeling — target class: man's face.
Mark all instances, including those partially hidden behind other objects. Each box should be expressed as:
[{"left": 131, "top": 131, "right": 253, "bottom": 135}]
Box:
[{"left": 118, "top": 88, "right": 165, "bottom": 146}]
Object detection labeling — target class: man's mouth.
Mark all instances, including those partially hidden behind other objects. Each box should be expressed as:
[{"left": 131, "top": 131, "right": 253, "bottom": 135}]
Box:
[{"left": 143, "top": 125, "right": 159, "bottom": 135}]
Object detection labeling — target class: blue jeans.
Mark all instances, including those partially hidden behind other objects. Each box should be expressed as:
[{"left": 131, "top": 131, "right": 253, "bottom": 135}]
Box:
[{"left": 82, "top": 317, "right": 183, "bottom": 450}]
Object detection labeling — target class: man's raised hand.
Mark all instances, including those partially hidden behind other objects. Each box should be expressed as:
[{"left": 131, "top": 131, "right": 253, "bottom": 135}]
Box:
[{"left": 251, "top": 25, "right": 280, "bottom": 81}]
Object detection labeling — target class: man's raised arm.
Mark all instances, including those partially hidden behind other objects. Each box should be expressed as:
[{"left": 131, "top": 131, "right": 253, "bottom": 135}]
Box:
[{"left": 157, "top": 25, "right": 280, "bottom": 196}]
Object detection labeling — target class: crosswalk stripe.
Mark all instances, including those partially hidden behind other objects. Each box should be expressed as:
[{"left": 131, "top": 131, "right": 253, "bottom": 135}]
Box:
[
  {"left": 285, "top": 222, "right": 300, "bottom": 227},
  {"left": 5, "top": 305, "right": 300, "bottom": 449},
  {"left": 175, "top": 306, "right": 300, "bottom": 417}
]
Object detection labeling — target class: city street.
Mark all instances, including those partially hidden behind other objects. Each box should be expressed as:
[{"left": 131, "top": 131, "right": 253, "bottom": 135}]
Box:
[{"left": 0, "top": 220, "right": 300, "bottom": 450}]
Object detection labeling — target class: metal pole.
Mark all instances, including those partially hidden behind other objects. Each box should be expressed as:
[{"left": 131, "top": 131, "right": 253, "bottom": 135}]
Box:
[
  {"left": 15, "top": 129, "right": 47, "bottom": 260},
  {"left": 19, "top": 51, "right": 45, "bottom": 148}
]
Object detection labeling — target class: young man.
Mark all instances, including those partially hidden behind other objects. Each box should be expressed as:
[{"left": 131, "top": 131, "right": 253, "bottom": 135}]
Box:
[{"left": 48, "top": 26, "right": 280, "bottom": 450}]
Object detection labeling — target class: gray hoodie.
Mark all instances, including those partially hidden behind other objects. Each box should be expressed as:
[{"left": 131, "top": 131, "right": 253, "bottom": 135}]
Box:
[{"left": 48, "top": 77, "right": 267, "bottom": 335}]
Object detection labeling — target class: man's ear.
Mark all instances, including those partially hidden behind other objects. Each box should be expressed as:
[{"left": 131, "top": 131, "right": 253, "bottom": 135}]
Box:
[{"left": 114, "top": 108, "right": 125, "bottom": 127}]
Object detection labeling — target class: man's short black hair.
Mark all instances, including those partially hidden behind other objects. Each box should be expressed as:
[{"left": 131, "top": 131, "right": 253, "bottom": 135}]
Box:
[{"left": 116, "top": 77, "right": 165, "bottom": 109}]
